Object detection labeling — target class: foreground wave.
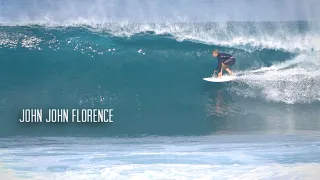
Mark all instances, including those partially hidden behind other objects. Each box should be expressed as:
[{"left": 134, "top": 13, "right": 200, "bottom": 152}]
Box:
[{"left": 1, "top": 135, "right": 320, "bottom": 180}]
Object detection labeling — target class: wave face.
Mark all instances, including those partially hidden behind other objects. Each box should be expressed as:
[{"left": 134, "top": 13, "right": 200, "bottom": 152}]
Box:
[
  {"left": 1, "top": 0, "right": 320, "bottom": 136},
  {"left": 0, "top": 21, "right": 319, "bottom": 136}
]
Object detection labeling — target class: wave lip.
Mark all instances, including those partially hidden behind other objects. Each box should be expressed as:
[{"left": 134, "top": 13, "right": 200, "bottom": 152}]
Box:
[{"left": 0, "top": 22, "right": 319, "bottom": 53}]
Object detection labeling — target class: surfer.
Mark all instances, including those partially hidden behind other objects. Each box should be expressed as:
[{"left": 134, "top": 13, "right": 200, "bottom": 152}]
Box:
[{"left": 212, "top": 50, "right": 236, "bottom": 78}]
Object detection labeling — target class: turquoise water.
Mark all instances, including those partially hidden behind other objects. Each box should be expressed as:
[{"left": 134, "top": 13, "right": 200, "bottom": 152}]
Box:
[
  {"left": 1, "top": 0, "right": 320, "bottom": 179},
  {"left": 0, "top": 23, "right": 319, "bottom": 136}
]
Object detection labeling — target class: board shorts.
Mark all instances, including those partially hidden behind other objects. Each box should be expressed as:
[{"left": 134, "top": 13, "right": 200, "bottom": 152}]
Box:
[{"left": 223, "top": 57, "right": 236, "bottom": 66}]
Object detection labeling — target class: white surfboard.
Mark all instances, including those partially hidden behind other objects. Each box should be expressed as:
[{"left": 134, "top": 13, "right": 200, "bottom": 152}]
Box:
[{"left": 203, "top": 75, "right": 236, "bottom": 82}]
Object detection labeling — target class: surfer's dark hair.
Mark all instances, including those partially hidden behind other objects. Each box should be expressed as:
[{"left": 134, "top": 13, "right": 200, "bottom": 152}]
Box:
[{"left": 213, "top": 50, "right": 219, "bottom": 54}]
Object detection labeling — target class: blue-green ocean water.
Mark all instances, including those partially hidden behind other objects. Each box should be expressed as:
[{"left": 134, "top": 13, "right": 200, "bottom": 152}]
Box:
[
  {"left": 1, "top": 0, "right": 320, "bottom": 179},
  {"left": 0, "top": 22, "right": 319, "bottom": 137}
]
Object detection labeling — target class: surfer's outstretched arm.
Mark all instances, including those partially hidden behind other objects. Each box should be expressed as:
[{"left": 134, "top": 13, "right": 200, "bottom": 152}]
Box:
[
  {"left": 213, "top": 63, "right": 220, "bottom": 76},
  {"left": 215, "top": 61, "right": 222, "bottom": 78}
]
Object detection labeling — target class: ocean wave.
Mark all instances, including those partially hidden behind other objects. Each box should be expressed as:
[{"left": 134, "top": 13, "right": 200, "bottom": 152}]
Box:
[
  {"left": 231, "top": 53, "right": 320, "bottom": 104},
  {"left": 0, "top": 22, "right": 319, "bottom": 53},
  {"left": 3, "top": 163, "right": 319, "bottom": 180},
  {"left": 0, "top": 23, "right": 319, "bottom": 112},
  {"left": 1, "top": 136, "right": 320, "bottom": 180}
]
